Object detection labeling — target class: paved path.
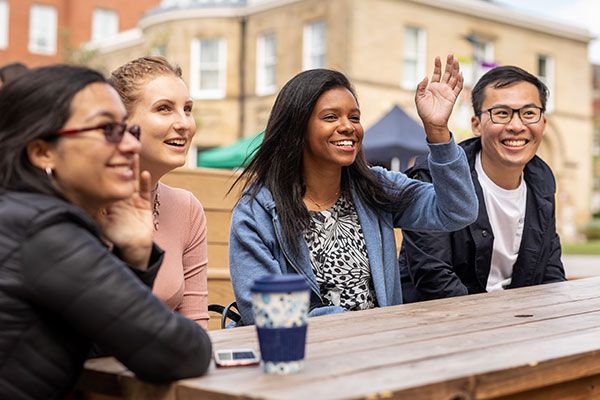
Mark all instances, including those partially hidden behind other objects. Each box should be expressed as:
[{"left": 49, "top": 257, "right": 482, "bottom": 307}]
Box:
[{"left": 562, "top": 255, "right": 600, "bottom": 279}]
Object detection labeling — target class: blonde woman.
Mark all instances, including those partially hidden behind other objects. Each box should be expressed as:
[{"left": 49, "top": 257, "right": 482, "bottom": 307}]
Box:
[{"left": 110, "top": 56, "right": 208, "bottom": 328}]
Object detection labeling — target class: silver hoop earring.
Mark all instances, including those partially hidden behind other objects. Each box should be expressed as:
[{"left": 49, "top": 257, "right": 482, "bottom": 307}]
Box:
[{"left": 45, "top": 166, "right": 54, "bottom": 179}]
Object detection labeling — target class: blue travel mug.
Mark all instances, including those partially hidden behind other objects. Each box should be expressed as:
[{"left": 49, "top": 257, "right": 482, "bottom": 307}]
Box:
[{"left": 250, "top": 274, "right": 310, "bottom": 374}]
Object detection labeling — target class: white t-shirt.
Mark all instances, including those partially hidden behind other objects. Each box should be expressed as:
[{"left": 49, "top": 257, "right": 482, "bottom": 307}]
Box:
[{"left": 475, "top": 152, "right": 527, "bottom": 292}]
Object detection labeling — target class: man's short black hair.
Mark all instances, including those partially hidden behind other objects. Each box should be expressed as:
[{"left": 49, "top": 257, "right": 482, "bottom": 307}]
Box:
[{"left": 471, "top": 65, "right": 549, "bottom": 116}]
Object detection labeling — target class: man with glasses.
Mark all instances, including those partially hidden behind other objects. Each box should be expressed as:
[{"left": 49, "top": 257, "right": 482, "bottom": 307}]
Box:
[{"left": 399, "top": 65, "right": 565, "bottom": 302}]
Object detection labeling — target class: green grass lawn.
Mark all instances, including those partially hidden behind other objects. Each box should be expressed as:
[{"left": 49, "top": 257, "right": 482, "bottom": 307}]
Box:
[{"left": 562, "top": 240, "right": 600, "bottom": 255}]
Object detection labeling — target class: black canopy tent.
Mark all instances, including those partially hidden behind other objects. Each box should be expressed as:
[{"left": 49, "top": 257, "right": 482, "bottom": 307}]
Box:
[{"left": 362, "top": 105, "right": 429, "bottom": 171}]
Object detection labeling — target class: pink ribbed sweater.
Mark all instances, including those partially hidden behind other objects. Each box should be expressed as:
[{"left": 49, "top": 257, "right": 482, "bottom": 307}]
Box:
[{"left": 152, "top": 182, "right": 209, "bottom": 329}]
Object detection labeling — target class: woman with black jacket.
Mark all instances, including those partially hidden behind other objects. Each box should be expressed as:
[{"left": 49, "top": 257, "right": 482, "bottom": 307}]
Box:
[{"left": 0, "top": 65, "right": 212, "bottom": 400}]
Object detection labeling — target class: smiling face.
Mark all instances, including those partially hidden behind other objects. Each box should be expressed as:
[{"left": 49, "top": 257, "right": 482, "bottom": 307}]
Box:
[
  {"left": 471, "top": 81, "right": 546, "bottom": 176},
  {"left": 303, "top": 87, "right": 363, "bottom": 173},
  {"left": 45, "top": 82, "right": 141, "bottom": 214},
  {"left": 128, "top": 74, "right": 196, "bottom": 180}
]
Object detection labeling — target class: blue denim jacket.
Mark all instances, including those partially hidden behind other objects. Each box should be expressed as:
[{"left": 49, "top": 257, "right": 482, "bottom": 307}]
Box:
[{"left": 229, "top": 138, "right": 477, "bottom": 325}]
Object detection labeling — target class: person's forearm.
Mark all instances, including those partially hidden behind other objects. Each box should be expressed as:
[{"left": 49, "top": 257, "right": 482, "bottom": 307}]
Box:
[
  {"left": 117, "top": 243, "right": 152, "bottom": 270},
  {"left": 423, "top": 125, "right": 451, "bottom": 144}
]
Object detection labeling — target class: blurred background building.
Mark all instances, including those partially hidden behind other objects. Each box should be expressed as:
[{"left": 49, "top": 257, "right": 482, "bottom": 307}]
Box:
[
  {"left": 0, "top": 0, "right": 595, "bottom": 240},
  {"left": 593, "top": 64, "right": 600, "bottom": 214},
  {"left": 0, "top": 0, "right": 158, "bottom": 66}
]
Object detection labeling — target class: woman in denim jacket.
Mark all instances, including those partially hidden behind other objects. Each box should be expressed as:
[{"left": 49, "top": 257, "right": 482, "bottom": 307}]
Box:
[{"left": 230, "top": 55, "right": 478, "bottom": 325}]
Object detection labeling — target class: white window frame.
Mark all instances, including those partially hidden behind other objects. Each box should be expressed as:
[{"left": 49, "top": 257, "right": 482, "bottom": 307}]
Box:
[
  {"left": 256, "top": 32, "right": 277, "bottom": 96},
  {"left": 474, "top": 40, "right": 494, "bottom": 78},
  {"left": 303, "top": 20, "right": 326, "bottom": 70},
  {"left": 91, "top": 8, "right": 119, "bottom": 42},
  {"left": 464, "top": 39, "right": 495, "bottom": 87},
  {"left": 190, "top": 38, "right": 227, "bottom": 100},
  {"left": 0, "top": 0, "right": 8, "bottom": 50},
  {"left": 538, "top": 54, "right": 555, "bottom": 113},
  {"left": 28, "top": 4, "right": 57, "bottom": 55},
  {"left": 401, "top": 26, "right": 426, "bottom": 90}
]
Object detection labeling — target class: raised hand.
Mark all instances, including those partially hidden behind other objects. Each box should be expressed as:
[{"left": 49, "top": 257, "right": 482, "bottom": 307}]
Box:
[
  {"left": 415, "top": 54, "right": 463, "bottom": 143},
  {"left": 96, "top": 154, "right": 154, "bottom": 269}
]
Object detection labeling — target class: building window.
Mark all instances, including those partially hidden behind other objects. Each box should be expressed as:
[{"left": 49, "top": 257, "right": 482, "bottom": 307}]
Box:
[
  {"left": 538, "top": 55, "right": 555, "bottom": 113},
  {"left": 401, "top": 26, "right": 426, "bottom": 90},
  {"left": 91, "top": 8, "right": 119, "bottom": 42},
  {"left": 256, "top": 32, "right": 277, "bottom": 96},
  {"left": 29, "top": 4, "right": 57, "bottom": 55},
  {"left": 0, "top": 0, "right": 8, "bottom": 49},
  {"left": 464, "top": 37, "right": 495, "bottom": 87},
  {"left": 474, "top": 40, "right": 494, "bottom": 80},
  {"left": 190, "top": 38, "right": 227, "bottom": 99},
  {"left": 303, "top": 20, "right": 326, "bottom": 70}
]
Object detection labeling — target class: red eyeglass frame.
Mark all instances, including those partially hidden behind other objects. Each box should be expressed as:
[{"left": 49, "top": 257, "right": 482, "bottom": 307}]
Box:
[{"left": 52, "top": 122, "right": 141, "bottom": 143}]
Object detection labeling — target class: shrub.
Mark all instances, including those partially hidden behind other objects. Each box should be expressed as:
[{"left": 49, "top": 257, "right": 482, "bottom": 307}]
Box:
[{"left": 579, "top": 218, "right": 600, "bottom": 240}]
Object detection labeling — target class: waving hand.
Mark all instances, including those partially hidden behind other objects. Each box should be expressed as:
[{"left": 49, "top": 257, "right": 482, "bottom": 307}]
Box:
[{"left": 415, "top": 54, "right": 463, "bottom": 143}]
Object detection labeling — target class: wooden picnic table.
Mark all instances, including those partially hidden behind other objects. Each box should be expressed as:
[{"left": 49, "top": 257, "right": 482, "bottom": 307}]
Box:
[{"left": 78, "top": 277, "right": 600, "bottom": 399}]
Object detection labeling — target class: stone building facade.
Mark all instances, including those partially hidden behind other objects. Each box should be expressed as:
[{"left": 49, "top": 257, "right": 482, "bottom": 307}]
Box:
[{"left": 89, "top": 0, "right": 594, "bottom": 238}]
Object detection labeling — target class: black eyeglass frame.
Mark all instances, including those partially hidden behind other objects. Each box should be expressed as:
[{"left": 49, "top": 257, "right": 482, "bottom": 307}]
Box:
[
  {"left": 480, "top": 106, "right": 545, "bottom": 125},
  {"left": 50, "top": 122, "right": 141, "bottom": 143}
]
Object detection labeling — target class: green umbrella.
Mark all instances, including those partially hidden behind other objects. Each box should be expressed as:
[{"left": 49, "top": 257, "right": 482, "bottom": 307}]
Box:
[{"left": 197, "top": 131, "right": 264, "bottom": 169}]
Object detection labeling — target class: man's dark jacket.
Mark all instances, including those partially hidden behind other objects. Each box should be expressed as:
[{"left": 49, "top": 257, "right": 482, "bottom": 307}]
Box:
[
  {"left": 399, "top": 137, "right": 565, "bottom": 302},
  {"left": 0, "top": 191, "right": 212, "bottom": 400}
]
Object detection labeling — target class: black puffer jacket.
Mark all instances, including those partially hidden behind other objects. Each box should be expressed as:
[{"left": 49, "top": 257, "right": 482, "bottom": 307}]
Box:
[{"left": 0, "top": 191, "right": 212, "bottom": 400}]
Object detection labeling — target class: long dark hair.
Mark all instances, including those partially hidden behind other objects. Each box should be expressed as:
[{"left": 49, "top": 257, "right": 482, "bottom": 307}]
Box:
[
  {"left": 0, "top": 64, "right": 106, "bottom": 196},
  {"left": 233, "top": 68, "right": 414, "bottom": 253}
]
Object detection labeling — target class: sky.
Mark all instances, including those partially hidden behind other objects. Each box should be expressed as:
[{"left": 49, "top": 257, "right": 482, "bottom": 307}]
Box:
[{"left": 495, "top": 0, "right": 600, "bottom": 64}]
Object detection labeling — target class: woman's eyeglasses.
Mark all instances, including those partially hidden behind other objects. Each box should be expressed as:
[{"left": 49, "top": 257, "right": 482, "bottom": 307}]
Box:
[{"left": 50, "top": 122, "right": 141, "bottom": 143}]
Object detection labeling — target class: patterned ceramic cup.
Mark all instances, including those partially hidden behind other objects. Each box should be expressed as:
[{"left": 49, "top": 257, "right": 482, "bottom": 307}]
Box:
[{"left": 250, "top": 274, "right": 310, "bottom": 374}]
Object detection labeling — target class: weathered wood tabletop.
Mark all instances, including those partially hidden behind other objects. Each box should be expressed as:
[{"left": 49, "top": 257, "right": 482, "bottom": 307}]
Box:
[{"left": 79, "top": 277, "right": 600, "bottom": 399}]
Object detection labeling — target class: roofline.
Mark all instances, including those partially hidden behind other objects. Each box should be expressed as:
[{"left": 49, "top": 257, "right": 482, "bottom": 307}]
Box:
[
  {"left": 138, "top": 0, "right": 303, "bottom": 29},
  {"left": 89, "top": 1, "right": 303, "bottom": 54},
  {"left": 95, "top": 0, "right": 593, "bottom": 52},
  {"left": 406, "top": 0, "right": 593, "bottom": 42},
  {"left": 85, "top": 28, "right": 144, "bottom": 54}
]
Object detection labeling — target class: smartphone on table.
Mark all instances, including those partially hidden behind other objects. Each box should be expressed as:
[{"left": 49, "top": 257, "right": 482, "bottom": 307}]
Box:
[{"left": 214, "top": 349, "right": 260, "bottom": 368}]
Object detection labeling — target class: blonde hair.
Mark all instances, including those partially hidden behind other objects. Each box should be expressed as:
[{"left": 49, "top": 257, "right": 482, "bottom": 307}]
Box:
[{"left": 109, "top": 56, "right": 182, "bottom": 113}]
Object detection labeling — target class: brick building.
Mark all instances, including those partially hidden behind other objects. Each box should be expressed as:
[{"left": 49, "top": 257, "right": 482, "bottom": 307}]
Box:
[{"left": 0, "top": 0, "right": 158, "bottom": 67}]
